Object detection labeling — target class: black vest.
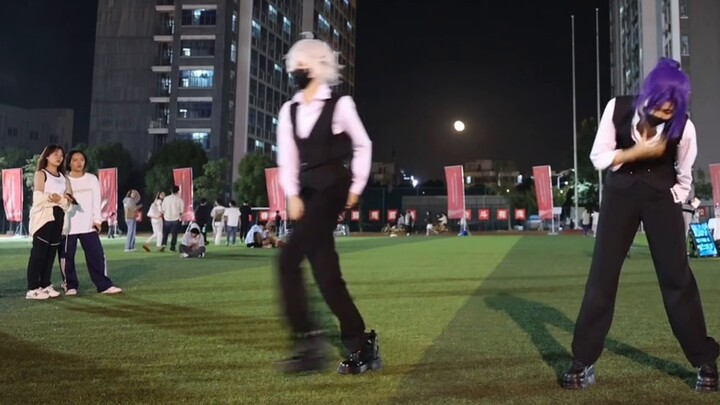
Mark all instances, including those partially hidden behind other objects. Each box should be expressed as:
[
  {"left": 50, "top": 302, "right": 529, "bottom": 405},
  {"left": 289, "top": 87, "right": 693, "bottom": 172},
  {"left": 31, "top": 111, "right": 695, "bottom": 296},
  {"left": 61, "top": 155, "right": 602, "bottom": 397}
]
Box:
[
  {"left": 605, "top": 95, "right": 685, "bottom": 191},
  {"left": 290, "top": 95, "right": 352, "bottom": 191}
]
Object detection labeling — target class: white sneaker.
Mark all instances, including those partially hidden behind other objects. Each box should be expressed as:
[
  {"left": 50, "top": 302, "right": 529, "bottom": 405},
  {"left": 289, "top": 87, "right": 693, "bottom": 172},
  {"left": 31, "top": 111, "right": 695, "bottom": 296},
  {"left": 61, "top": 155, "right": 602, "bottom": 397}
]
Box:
[
  {"left": 180, "top": 253, "right": 189, "bottom": 258},
  {"left": 43, "top": 285, "right": 61, "bottom": 298},
  {"left": 65, "top": 289, "right": 77, "bottom": 296},
  {"left": 101, "top": 286, "right": 122, "bottom": 294},
  {"left": 26, "top": 288, "right": 49, "bottom": 300}
]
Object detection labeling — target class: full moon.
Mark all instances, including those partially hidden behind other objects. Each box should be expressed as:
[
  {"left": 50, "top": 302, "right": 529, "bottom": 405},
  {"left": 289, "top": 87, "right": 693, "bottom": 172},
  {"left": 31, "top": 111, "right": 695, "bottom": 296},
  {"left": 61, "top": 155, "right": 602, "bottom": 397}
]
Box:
[{"left": 453, "top": 120, "right": 465, "bottom": 132}]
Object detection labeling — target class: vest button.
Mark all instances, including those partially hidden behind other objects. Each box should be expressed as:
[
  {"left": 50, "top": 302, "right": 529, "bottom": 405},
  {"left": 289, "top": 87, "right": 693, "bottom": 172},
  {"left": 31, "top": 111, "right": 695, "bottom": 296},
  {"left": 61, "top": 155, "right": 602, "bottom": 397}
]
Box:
[
  {"left": 629, "top": 170, "right": 634, "bottom": 174},
  {"left": 647, "top": 168, "right": 651, "bottom": 172}
]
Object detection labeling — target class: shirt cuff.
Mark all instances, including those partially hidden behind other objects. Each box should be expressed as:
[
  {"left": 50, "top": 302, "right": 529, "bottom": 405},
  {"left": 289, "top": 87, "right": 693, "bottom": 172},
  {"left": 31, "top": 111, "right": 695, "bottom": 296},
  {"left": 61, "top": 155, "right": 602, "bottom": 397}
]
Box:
[{"left": 670, "top": 187, "right": 682, "bottom": 204}]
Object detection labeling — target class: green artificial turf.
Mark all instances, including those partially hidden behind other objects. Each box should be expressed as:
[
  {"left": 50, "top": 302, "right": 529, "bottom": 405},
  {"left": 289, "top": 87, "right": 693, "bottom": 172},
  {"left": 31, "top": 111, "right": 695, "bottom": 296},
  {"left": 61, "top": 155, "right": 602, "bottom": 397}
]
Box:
[{"left": 0, "top": 234, "right": 719, "bottom": 404}]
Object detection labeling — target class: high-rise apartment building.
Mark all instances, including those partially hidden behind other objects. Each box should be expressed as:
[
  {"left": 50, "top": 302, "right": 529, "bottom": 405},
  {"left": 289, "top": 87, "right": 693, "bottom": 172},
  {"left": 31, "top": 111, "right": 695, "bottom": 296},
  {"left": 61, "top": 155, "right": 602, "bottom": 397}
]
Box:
[
  {"left": 608, "top": 0, "right": 720, "bottom": 171},
  {"left": 89, "top": 0, "right": 357, "bottom": 186}
]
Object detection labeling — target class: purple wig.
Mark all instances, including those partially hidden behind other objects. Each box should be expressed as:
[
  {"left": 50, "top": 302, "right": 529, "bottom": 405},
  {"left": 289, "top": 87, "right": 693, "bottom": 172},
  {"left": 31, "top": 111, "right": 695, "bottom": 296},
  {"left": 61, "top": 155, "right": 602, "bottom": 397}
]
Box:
[{"left": 634, "top": 58, "right": 690, "bottom": 140}]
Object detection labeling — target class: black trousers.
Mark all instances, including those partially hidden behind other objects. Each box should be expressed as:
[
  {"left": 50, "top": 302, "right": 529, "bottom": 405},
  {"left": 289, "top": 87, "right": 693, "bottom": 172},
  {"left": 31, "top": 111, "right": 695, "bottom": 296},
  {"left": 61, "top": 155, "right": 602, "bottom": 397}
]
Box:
[
  {"left": 278, "top": 178, "right": 366, "bottom": 352},
  {"left": 161, "top": 220, "right": 180, "bottom": 250},
  {"left": 27, "top": 207, "right": 64, "bottom": 290},
  {"left": 572, "top": 181, "right": 719, "bottom": 367}
]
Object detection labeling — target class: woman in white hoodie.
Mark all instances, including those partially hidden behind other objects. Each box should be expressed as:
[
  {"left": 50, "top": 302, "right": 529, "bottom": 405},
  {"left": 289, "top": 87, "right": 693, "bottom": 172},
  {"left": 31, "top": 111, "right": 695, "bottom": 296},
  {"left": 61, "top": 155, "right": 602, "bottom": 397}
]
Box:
[
  {"left": 26, "top": 145, "right": 74, "bottom": 300},
  {"left": 59, "top": 150, "right": 122, "bottom": 295}
]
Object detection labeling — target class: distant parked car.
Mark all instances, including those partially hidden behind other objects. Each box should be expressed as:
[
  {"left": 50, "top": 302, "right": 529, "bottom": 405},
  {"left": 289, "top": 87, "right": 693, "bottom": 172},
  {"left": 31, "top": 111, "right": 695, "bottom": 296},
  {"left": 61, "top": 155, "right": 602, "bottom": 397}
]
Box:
[{"left": 527, "top": 215, "right": 542, "bottom": 230}]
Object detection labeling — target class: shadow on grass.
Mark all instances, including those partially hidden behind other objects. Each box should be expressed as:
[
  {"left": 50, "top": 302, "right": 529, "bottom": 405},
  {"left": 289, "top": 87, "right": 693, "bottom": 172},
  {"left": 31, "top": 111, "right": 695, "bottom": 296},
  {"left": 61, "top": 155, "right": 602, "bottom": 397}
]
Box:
[
  {"left": 57, "top": 295, "right": 285, "bottom": 353},
  {"left": 0, "top": 330, "right": 193, "bottom": 404},
  {"left": 485, "top": 293, "right": 695, "bottom": 388}
]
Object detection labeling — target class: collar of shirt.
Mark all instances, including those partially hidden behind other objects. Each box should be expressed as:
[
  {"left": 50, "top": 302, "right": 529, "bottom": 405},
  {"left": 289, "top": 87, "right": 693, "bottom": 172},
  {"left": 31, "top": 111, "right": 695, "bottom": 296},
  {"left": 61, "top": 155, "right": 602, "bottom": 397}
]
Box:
[
  {"left": 631, "top": 110, "right": 666, "bottom": 142},
  {"left": 291, "top": 83, "right": 332, "bottom": 104}
]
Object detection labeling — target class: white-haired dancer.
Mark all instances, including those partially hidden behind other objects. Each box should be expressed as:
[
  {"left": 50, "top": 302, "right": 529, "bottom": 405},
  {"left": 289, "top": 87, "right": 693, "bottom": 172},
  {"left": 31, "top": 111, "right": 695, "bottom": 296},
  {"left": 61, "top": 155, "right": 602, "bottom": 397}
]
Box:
[{"left": 276, "top": 35, "right": 381, "bottom": 375}]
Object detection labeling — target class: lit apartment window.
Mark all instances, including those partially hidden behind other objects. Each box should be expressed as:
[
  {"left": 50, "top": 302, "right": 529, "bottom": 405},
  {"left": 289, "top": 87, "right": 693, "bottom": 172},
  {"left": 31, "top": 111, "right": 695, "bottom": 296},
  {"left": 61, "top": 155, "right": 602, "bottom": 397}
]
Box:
[
  {"left": 255, "top": 140, "right": 264, "bottom": 151},
  {"left": 232, "top": 12, "right": 238, "bottom": 32},
  {"left": 680, "top": 0, "right": 688, "bottom": 18},
  {"left": 179, "top": 69, "right": 214, "bottom": 88},
  {"left": 681, "top": 35, "right": 690, "bottom": 55},
  {"left": 181, "top": 9, "right": 217, "bottom": 26},
  {"left": 324, "top": 0, "right": 331, "bottom": 12},
  {"left": 231, "top": 41, "right": 237, "bottom": 63},
  {"left": 252, "top": 20, "right": 261, "bottom": 38},
  {"left": 180, "top": 40, "right": 215, "bottom": 57},
  {"left": 283, "top": 17, "right": 291, "bottom": 34},
  {"left": 269, "top": 5, "right": 277, "bottom": 22},
  {"left": 346, "top": 21, "right": 353, "bottom": 32},
  {"left": 343, "top": 0, "right": 349, "bottom": 7},
  {"left": 177, "top": 102, "right": 213, "bottom": 118},
  {"left": 318, "top": 15, "right": 330, "bottom": 32},
  {"left": 177, "top": 132, "right": 210, "bottom": 150}
]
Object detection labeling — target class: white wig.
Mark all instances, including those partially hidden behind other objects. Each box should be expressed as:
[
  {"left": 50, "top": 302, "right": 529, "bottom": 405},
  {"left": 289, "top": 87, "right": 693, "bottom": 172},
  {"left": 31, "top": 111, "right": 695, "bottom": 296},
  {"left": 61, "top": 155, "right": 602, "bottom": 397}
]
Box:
[{"left": 284, "top": 34, "right": 343, "bottom": 85}]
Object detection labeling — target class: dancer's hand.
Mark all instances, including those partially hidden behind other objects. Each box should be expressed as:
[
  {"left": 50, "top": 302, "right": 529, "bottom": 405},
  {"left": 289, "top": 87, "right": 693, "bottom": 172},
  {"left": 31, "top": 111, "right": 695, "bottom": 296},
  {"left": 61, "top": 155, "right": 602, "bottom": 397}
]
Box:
[
  {"left": 49, "top": 193, "right": 61, "bottom": 203},
  {"left": 288, "top": 196, "right": 304, "bottom": 220},
  {"left": 629, "top": 138, "right": 667, "bottom": 161},
  {"left": 93, "top": 223, "right": 102, "bottom": 233},
  {"left": 345, "top": 192, "right": 359, "bottom": 209}
]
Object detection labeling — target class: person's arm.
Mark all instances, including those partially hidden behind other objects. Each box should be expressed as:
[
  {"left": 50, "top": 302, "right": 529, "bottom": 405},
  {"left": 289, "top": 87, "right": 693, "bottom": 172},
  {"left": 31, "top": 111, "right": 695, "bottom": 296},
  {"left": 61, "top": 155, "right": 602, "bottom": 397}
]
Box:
[
  {"left": 336, "top": 96, "right": 372, "bottom": 196},
  {"left": 277, "top": 102, "right": 300, "bottom": 197},
  {"left": 671, "top": 120, "right": 698, "bottom": 203},
  {"left": 91, "top": 175, "right": 103, "bottom": 232}
]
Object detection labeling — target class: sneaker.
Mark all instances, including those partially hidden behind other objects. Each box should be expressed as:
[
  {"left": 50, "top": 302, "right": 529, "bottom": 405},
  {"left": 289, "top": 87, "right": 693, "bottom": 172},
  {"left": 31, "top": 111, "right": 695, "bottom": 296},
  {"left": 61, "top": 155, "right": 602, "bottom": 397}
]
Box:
[
  {"left": 278, "top": 332, "right": 328, "bottom": 374},
  {"left": 159, "top": 246, "right": 166, "bottom": 252},
  {"left": 101, "top": 286, "right": 122, "bottom": 294},
  {"left": 696, "top": 362, "right": 719, "bottom": 392},
  {"left": 43, "top": 285, "right": 61, "bottom": 298},
  {"left": 65, "top": 289, "right": 77, "bottom": 296},
  {"left": 26, "top": 288, "right": 50, "bottom": 300},
  {"left": 142, "top": 244, "right": 150, "bottom": 252},
  {"left": 562, "top": 361, "right": 596, "bottom": 389},
  {"left": 180, "top": 253, "right": 189, "bottom": 258},
  {"left": 337, "top": 330, "right": 383, "bottom": 375},
  {"left": 199, "top": 253, "right": 205, "bottom": 258}
]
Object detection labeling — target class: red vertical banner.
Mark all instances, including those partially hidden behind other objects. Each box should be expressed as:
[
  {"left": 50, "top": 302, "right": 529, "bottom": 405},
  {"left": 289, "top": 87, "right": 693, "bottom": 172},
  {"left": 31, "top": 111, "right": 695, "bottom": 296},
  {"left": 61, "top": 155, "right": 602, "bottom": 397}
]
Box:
[
  {"left": 172, "top": 168, "right": 194, "bottom": 222},
  {"left": 444, "top": 165, "right": 465, "bottom": 219},
  {"left": 515, "top": 209, "right": 526, "bottom": 221},
  {"left": 351, "top": 210, "right": 360, "bottom": 221},
  {"left": 709, "top": 164, "right": 720, "bottom": 207},
  {"left": 98, "top": 168, "right": 117, "bottom": 221},
  {"left": 1, "top": 168, "right": 23, "bottom": 222},
  {"left": 478, "top": 209, "right": 490, "bottom": 221},
  {"left": 369, "top": 210, "right": 380, "bottom": 222},
  {"left": 265, "top": 167, "right": 286, "bottom": 220},
  {"left": 497, "top": 209, "right": 508, "bottom": 220},
  {"left": 387, "top": 209, "right": 398, "bottom": 222},
  {"left": 407, "top": 209, "right": 417, "bottom": 223},
  {"left": 533, "top": 165, "right": 554, "bottom": 220}
]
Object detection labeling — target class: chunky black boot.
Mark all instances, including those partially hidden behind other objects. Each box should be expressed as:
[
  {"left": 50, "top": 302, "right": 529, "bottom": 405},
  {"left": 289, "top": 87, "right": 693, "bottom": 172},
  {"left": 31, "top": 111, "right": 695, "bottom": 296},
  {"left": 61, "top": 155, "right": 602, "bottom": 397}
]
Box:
[
  {"left": 278, "top": 332, "right": 328, "bottom": 374},
  {"left": 337, "top": 330, "right": 383, "bottom": 375},
  {"left": 562, "top": 361, "right": 596, "bottom": 389},
  {"left": 696, "top": 362, "right": 719, "bottom": 393}
]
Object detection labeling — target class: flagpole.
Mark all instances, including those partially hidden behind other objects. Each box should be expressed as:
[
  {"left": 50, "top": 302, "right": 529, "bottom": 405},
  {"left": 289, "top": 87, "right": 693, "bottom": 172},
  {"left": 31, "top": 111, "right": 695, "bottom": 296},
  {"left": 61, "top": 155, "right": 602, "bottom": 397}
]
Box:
[
  {"left": 596, "top": 8, "right": 603, "bottom": 206},
  {"left": 572, "top": 15, "right": 579, "bottom": 229}
]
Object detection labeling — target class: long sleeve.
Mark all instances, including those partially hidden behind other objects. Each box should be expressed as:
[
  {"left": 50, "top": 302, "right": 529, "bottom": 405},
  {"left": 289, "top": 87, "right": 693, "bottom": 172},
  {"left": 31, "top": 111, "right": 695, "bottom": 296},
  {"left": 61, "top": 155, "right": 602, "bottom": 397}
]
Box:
[
  {"left": 336, "top": 96, "right": 372, "bottom": 195},
  {"left": 671, "top": 119, "right": 697, "bottom": 203},
  {"left": 91, "top": 175, "right": 103, "bottom": 225},
  {"left": 589, "top": 98, "right": 621, "bottom": 171},
  {"left": 277, "top": 101, "right": 301, "bottom": 197}
]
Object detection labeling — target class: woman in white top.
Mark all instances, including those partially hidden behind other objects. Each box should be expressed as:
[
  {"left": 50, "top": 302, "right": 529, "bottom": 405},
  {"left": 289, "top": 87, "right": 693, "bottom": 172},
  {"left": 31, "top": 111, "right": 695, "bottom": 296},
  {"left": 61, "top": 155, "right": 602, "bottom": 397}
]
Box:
[
  {"left": 210, "top": 199, "right": 226, "bottom": 246},
  {"left": 26, "top": 145, "right": 74, "bottom": 300},
  {"left": 143, "top": 191, "right": 165, "bottom": 251},
  {"left": 59, "top": 150, "right": 122, "bottom": 295}
]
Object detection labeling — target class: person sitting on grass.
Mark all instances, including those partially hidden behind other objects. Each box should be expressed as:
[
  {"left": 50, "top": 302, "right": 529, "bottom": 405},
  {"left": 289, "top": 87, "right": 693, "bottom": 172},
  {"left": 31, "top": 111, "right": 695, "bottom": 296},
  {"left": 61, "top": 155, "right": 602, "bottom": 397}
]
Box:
[
  {"left": 180, "top": 223, "right": 205, "bottom": 258},
  {"left": 245, "top": 223, "right": 264, "bottom": 248}
]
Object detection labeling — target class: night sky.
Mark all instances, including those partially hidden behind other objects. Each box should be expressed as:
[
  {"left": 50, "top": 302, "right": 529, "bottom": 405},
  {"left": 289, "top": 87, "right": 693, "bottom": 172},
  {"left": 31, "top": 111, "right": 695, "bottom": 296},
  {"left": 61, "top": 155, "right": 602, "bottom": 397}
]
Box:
[{"left": 0, "top": 0, "right": 610, "bottom": 181}]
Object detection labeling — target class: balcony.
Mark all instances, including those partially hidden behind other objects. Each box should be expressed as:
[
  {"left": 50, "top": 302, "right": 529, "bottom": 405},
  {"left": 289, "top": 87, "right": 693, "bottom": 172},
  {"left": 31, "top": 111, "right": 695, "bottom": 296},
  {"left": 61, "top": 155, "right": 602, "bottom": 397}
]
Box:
[{"left": 148, "top": 117, "right": 169, "bottom": 134}]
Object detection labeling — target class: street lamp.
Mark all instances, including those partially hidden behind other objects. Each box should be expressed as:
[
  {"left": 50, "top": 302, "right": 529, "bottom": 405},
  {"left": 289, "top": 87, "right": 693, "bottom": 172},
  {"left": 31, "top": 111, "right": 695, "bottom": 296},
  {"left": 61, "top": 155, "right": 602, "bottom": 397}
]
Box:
[{"left": 412, "top": 176, "right": 419, "bottom": 196}]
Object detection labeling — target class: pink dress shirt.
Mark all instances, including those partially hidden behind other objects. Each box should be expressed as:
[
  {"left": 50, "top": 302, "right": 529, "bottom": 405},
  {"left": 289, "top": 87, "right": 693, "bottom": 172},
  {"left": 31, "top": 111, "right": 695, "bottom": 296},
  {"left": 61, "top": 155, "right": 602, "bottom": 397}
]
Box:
[
  {"left": 590, "top": 97, "right": 697, "bottom": 203},
  {"left": 277, "top": 83, "right": 372, "bottom": 197}
]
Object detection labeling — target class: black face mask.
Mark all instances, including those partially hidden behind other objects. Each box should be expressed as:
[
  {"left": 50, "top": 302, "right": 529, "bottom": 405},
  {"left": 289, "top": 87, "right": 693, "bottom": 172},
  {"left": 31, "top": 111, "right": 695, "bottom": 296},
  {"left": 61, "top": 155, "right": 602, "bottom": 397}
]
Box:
[
  {"left": 292, "top": 69, "right": 312, "bottom": 89},
  {"left": 644, "top": 109, "right": 670, "bottom": 127}
]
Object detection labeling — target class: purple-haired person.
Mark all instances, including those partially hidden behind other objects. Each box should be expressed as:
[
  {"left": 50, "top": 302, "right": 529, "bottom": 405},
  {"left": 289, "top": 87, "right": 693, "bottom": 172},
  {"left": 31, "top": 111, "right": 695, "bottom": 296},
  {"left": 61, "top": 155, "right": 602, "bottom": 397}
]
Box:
[{"left": 562, "top": 58, "right": 718, "bottom": 392}]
